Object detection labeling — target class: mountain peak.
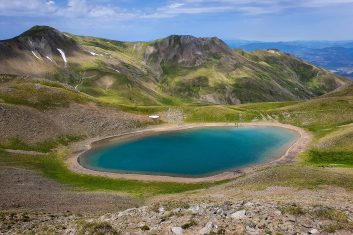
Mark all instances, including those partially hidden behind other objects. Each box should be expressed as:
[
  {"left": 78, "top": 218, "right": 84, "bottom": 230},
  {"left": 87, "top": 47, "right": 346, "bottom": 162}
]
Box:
[
  {"left": 145, "top": 34, "right": 233, "bottom": 72},
  {"left": 163, "top": 34, "right": 229, "bottom": 48},
  {"left": 8, "top": 25, "right": 80, "bottom": 56},
  {"left": 0, "top": 25, "right": 80, "bottom": 73},
  {"left": 18, "top": 25, "right": 60, "bottom": 39}
]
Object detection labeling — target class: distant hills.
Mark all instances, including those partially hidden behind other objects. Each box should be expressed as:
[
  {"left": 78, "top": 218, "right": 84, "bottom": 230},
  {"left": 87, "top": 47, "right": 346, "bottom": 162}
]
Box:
[
  {"left": 0, "top": 26, "right": 349, "bottom": 106},
  {"left": 227, "top": 40, "right": 353, "bottom": 79}
]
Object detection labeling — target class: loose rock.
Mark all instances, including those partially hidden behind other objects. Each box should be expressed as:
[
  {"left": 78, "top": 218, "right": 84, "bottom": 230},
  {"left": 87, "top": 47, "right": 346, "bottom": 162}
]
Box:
[
  {"left": 171, "top": 226, "right": 183, "bottom": 235},
  {"left": 231, "top": 210, "right": 246, "bottom": 219}
]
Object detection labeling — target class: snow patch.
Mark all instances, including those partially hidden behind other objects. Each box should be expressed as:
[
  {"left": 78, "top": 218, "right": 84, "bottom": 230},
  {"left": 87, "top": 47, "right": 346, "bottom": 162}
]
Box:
[
  {"left": 46, "top": 56, "right": 54, "bottom": 63},
  {"left": 57, "top": 48, "right": 67, "bottom": 66},
  {"left": 31, "top": 51, "right": 42, "bottom": 60}
]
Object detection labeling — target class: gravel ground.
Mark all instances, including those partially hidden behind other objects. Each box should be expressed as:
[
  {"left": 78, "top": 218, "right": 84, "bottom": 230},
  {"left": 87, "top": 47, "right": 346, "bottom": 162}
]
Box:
[
  {"left": 1, "top": 166, "right": 353, "bottom": 234},
  {"left": 0, "top": 167, "right": 139, "bottom": 214}
]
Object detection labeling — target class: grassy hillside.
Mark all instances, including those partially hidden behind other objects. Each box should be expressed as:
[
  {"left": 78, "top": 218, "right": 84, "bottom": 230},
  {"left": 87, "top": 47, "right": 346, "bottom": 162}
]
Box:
[
  {"left": 0, "top": 76, "right": 90, "bottom": 109},
  {"left": 154, "top": 46, "right": 347, "bottom": 104},
  {"left": 0, "top": 26, "right": 349, "bottom": 107}
]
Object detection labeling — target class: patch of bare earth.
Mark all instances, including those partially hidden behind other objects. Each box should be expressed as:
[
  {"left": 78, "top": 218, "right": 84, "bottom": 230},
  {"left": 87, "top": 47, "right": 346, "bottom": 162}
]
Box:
[
  {"left": 0, "top": 103, "right": 148, "bottom": 143},
  {"left": 0, "top": 167, "right": 139, "bottom": 214}
]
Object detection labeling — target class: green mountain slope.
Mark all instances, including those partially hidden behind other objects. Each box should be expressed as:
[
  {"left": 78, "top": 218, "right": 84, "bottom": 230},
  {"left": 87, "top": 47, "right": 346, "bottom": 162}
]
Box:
[{"left": 0, "top": 26, "right": 349, "bottom": 106}]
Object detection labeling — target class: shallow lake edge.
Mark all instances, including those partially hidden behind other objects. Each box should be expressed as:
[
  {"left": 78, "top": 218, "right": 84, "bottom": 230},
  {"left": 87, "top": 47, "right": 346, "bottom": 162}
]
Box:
[{"left": 67, "top": 122, "right": 312, "bottom": 183}]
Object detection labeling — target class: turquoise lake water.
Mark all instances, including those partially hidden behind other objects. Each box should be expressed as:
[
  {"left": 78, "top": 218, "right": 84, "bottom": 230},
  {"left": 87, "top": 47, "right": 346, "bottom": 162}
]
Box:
[{"left": 79, "top": 127, "right": 299, "bottom": 177}]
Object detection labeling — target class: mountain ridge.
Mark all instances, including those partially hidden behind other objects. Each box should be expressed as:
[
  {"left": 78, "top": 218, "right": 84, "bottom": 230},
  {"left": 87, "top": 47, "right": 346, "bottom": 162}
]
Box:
[
  {"left": 0, "top": 26, "right": 350, "bottom": 105},
  {"left": 230, "top": 40, "right": 353, "bottom": 79}
]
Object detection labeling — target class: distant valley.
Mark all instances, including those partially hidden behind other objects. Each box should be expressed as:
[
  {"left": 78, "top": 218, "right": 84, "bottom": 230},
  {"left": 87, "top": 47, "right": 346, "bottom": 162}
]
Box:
[{"left": 227, "top": 40, "right": 353, "bottom": 79}]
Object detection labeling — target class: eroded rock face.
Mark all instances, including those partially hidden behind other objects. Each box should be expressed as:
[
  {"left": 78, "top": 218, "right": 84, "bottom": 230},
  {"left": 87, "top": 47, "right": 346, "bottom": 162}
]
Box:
[{"left": 144, "top": 35, "right": 234, "bottom": 74}]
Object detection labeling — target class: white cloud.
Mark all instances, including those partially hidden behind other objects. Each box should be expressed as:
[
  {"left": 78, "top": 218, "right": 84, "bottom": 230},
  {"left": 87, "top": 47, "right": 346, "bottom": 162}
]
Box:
[
  {"left": 0, "top": 0, "right": 134, "bottom": 19},
  {"left": 47, "top": 0, "right": 55, "bottom": 6},
  {"left": 139, "top": 0, "right": 353, "bottom": 18},
  {"left": 0, "top": 0, "right": 57, "bottom": 15},
  {"left": 0, "top": 0, "right": 352, "bottom": 19},
  {"left": 169, "top": 3, "right": 185, "bottom": 9}
]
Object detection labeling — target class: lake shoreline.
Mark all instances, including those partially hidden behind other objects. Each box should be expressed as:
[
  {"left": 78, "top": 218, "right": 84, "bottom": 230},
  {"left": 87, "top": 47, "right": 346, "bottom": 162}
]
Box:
[{"left": 66, "top": 122, "right": 312, "bottom": 183}]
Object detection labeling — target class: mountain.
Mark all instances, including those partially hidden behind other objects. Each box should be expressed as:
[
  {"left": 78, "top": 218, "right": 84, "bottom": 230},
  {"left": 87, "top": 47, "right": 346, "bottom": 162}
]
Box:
[
  {"left": 295, "top": 47, "right": 353, "bottom": 78},
  {"left": 145, "top": 35, "right": 233, "bottom": 76},
  {"left": 229, "top": 40, "right": 353, "bottom": 79},
  {"left": 0, "top": 26, "right": 349, "bottom": 106},
  {"left": 0, "top": 26, "right": 82, "bottom": 75}
]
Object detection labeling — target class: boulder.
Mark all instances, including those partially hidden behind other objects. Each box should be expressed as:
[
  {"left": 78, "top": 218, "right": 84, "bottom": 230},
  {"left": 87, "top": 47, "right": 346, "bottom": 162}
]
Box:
[
  {"left": 230, "top": 210, "right": 246, "bottom": 219},
  {"left": 171, "top": 226, "right": 183, "bottom": 235},
  {"left": 198, "top": 221, "right": 216, "bottom": 235}
]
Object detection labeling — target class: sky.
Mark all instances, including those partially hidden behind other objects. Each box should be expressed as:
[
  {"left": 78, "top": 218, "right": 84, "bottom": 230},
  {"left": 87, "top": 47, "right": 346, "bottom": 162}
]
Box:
[{"left": 1, "top": 0, "right": 353, "bottom": 42}]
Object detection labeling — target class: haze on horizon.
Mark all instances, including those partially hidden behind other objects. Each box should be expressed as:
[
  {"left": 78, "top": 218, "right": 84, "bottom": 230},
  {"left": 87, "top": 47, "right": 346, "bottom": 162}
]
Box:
[{"left": 1, "top": 0, "right": 353, "bottom": 42}]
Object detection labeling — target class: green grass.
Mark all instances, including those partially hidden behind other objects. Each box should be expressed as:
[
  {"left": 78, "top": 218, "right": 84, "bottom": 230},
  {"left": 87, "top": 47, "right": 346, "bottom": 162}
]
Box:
[
  {"left": 237, "top": 101, "right": 298, "bottom": 110},
  {"left": 280, "top": 204, "right": 306, "bottom": 215},
  {"left": 182, "top": 105, "right": 246, "bottom": 122},
  {"left": 0, "top": 151, "right": 228, "bottom": 196},
  {"left": 232, "top": 165, "right": 353, "bottom": 191},
  {"left": 0, "top": 79, "right": 89, "bottom": 109},
  {"left": 311, "top": 206, "right": 353, "bottom": 233},
  {"left": 279, "top": 204, "right": 353, "bottom": 233},
  {"left": 305, "top": 150, "right": 353, "bottom": 167},
  {"left": 311, "top": 206, "right": 348, "bottom": 222},
  {"left": 77, "top": 221, "right": 119, "bottom": 235}
]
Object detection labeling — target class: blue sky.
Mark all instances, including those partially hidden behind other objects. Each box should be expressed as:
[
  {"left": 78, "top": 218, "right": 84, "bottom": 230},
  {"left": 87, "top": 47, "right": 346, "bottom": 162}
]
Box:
[{"left": 1, "top": 0, "right": 353, "bottom": 41}]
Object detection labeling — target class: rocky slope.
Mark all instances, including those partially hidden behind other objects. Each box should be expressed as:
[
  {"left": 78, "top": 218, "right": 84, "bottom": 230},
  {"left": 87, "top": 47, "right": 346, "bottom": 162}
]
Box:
[
  {"left": 0, "top": 26, "right": 349, "bottom": 105},
  {"left": 144, "top": 35, "right": 234, "bottom": 74},
  {"left": 0, "top": 26, "right": 83, "bottom": 76},
  {"left": 2, "top": 165, "right": 353, "bottom": 234},
  {"left": 0, "top": 75, "right": 148, "bottom": 145}
]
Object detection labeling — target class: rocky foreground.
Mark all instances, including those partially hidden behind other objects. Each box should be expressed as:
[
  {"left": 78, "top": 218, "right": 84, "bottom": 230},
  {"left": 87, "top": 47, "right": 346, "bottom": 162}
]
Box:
[
  {"left": 1, "top": 166, "right": 353, "bottom": 234},
  {"left": 2, "top": 199, "right": 353, "bottom": 235}
]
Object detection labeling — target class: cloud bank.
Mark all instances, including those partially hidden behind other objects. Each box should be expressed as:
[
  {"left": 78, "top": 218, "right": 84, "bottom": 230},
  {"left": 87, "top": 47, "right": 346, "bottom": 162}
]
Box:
[{"left": 1, "top": 0, "right": 353, "bottom": 20}]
